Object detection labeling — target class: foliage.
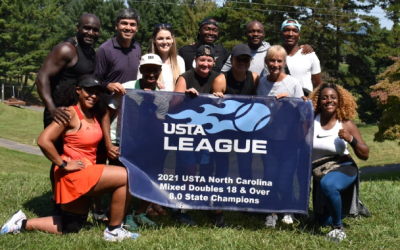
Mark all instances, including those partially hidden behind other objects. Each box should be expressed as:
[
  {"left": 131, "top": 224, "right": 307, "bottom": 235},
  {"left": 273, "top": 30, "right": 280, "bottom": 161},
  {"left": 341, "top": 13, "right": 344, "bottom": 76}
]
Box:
[{"left": 370, "top": 57, "right": 400, "bottom": 143}]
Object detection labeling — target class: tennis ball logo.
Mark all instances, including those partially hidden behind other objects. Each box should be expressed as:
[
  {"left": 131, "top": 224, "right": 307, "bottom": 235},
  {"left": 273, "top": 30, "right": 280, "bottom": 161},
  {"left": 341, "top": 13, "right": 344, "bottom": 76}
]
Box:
[{"left": 233, "top": 103, "right": 271, "bottom": 132}]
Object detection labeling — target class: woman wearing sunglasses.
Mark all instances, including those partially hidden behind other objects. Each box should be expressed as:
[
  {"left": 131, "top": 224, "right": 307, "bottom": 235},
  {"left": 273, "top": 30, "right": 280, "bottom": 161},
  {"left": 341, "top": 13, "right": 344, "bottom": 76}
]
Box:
[{"left": 140, "top": 23, "right": 185, "bottom": 92}]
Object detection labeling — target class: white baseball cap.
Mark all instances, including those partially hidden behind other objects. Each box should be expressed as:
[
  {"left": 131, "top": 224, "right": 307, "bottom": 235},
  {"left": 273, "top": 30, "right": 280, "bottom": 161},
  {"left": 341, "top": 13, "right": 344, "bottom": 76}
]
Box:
[{"left": 140, "top": 53, "right": 163, "bottom": 66}]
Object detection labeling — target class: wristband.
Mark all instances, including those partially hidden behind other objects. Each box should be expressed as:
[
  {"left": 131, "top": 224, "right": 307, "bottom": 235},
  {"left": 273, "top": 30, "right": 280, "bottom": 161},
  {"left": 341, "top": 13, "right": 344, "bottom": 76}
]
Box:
[
  {"left": 59, "top": 160, "right": 68, "bottom": 168},
  {"left": 349, "top": 136, "right": 358, "bottom": 147}
]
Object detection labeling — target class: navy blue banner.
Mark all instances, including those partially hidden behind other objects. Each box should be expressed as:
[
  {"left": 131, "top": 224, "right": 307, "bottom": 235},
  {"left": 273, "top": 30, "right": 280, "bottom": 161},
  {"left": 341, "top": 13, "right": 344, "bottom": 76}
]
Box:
[{"left": 119, "top": 90, "right": 313, "bottom": 214}]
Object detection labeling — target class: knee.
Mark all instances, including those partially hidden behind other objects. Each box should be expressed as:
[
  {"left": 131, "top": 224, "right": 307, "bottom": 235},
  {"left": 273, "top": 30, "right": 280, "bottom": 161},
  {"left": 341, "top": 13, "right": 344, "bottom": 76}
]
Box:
[{"left": 61, "top": 211, "right": 87, "bottom": 234}]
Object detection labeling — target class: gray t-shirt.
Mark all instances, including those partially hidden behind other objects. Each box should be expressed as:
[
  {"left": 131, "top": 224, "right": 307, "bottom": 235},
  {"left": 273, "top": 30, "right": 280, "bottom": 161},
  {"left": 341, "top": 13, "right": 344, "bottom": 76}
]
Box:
[{"left": 256, "top": 75, "right": 304, "bottom": 98}]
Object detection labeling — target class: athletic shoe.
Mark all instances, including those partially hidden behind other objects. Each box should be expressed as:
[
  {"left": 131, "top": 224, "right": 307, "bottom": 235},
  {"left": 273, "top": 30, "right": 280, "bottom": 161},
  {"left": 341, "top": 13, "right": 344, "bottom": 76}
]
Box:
[
  {"left": 103, "top": 226, "right": 140, "bottom": 242},
  {"left": 172, "top": 210, "right": 196, "bottom": 226},
  {"left": 326, "top": 228, "right": 346, "bottom": 243},
  {"left": 134, "top": 213, "right": 157, "bottom": 228},
  {"left": 265, "top": 213, "right": 278, "bottom": 228},
  {"left": 213, "top": 212, "right": 225, "bottom": 228},
  {"left": 123, "top": 215, "right": 139, "bottom": 231},
  {"left": 282, "top": 213, "right": 294, "bottom": 224},
  {"left": 1, "top": 210, "right": 26, "bottom": 235}
]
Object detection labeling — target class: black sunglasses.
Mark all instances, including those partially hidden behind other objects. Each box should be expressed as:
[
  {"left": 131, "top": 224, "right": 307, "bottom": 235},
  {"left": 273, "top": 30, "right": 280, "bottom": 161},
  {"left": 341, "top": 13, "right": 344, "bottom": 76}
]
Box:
[{"left": 154, "top": 23, "right": 172, "bottom": 29}]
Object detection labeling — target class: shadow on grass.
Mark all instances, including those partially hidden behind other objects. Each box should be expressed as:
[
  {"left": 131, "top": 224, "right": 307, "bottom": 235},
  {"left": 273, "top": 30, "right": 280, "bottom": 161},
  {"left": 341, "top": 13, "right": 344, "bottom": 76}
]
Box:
[
  {"left": 360, "top": 171, "right": 400, "bottom": 182},
  {"left": 23, "top": 190, "right": 54, "bottom": 217}
]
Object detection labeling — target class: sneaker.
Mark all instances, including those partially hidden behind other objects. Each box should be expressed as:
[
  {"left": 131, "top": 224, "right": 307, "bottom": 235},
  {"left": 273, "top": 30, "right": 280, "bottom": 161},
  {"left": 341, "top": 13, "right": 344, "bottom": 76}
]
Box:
[
  {"left": 172, "top": 210, "right": 196, "bottom": 226},
  {"left": 1, "top": 210, "right": 26, "bottom": 235},
  {"left": 134, "top": 213, "right": 157, "bottom": 228},
  {"left": 265, "top": 213, "right": 278, "bottom": 228},
  {"left": 282, "top": 213, "right": 294, "bottom": 224},
  {"left": 103, "top": 226, "right": 140, "bottom": 242},
  {"left": 213, "top": 212, "right": 225, "bottom": 228},
  {"left": 123, "top": 215, "right": 139, "bottom": 231},
  {"left": 326, "top": 228, "right": 346, "bottom": 243}
]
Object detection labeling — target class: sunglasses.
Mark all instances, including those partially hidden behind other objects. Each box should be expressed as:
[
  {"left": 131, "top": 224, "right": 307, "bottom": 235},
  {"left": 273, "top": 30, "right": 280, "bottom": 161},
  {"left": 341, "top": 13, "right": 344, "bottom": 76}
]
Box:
[{"left": 154, "top": 23, "right": 172, "bottom": 29}]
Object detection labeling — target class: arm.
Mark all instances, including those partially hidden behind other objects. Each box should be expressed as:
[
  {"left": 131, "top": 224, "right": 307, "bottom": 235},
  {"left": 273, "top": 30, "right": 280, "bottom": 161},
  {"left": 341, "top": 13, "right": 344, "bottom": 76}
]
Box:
[
  {"left": 36, "top": 42, "right": 76, "bottom": 124},
  {"left": 311, "top": 73, "right": 322, "bottom": 89},
  {"left": 299, "top": 44, "right": 313, "bottom": 54},
  {"left": 100, "top": 107, "right": 120, "bottom": 160},
  {"left": 94, "top": 47, "right": 126, "bottom": 95},
  {"left": 211, "top": 74, "right": 227, "bottom": 97},
  {"left": 37, "top": 109, "right": 85, "bottom": 172},
  {"left": 252, "top": 72, "right": 260, "bottom": 95},
  {"left": 340, "top": 121, "right": 369, "bottom": 160},
  {"left": 174, "top": 75, "right": 198, "bottom": 95}
]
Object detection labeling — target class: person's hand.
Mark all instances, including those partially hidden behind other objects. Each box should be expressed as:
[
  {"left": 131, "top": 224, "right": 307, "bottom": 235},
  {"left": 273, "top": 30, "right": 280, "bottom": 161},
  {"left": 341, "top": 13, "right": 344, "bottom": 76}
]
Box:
[
  {"left": 185, "top": 88, "right": 199, "bottom": 96},
  {"left": 106, "top": 144, "right": 120, "bottom": 160},
  {"left": 107, "top": 82, "right": 126, "bottom": 95},
  {"left": 301, "top": 96, "right": 308, "bottom": 101},
  {"left": 63, "top": 160, "right": 85, "bottom": 172},
  {"left": 213, "top": 92, "right": 224, "bottom": 97},
  {"left": 300, "top": 44, "right": 314, "bottom": 54},
  {"left": 338, "top": 129, "right": 352, "bottom": 142},
  {"left": 276, "top": 92, "right": 289, "bottom": 99},
  {"left": 157, "top": 80, "right": 165, "bottom": 90},
  {"left": 51, "top": 106, "right": 71, "bottom": 124}
]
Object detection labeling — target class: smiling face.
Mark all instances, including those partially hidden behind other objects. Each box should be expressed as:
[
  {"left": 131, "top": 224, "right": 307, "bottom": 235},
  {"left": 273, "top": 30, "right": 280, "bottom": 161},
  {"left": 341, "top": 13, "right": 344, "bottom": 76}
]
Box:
[
  {"left": 281, "top": 21, "right": 300, "bottom": 46},
  {"left": 115, "top": 18, "right": 138, "bottom": 42},
  {"left": 198, "top": 22, "right": 219, "bottom": 45},
  {"left": 153, "top": 29, "right": 174, "bottom": 55},
  {"left": 232, "top": 55, "right": 252, "bottom": 72},
  {"left": 195, "top": 55, "right": 215, "bottom": 76},
  {"left": 139, "top": 64, "right": 162, "bottom": 87},
  {"left": 76, "top": 86, "right": 101, "bottom": 109},
  {"left": 246, "top": 22, "right": 265, "bottom": 49},
  {"left": 76, "top": 15, "right": 100, "bottom": 46},
  {"left": 319, "top": 87, "right": 339, "bottom": 115},
  {"left": 266, "top": 52, "right": 286, "bottom": 76}
]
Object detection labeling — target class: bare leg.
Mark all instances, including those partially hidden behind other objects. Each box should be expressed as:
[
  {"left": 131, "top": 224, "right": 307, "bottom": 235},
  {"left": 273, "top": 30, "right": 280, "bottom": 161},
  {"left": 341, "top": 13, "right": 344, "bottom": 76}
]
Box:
[
  {"left": 25, "top": 216, "right": 62, "bottom": 234},
  {"left": 85, "top": 165, "right": 131, "bottom": 226}
]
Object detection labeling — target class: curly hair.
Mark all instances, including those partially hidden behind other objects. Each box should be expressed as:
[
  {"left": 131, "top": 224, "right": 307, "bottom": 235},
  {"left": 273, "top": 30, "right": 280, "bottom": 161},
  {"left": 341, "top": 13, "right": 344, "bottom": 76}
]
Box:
[
  {"left": 53, "top": 76, "right": 108, "bottom": 118},
  {"left": 308, "top": 83, "right": 357, "bottom": 122}
]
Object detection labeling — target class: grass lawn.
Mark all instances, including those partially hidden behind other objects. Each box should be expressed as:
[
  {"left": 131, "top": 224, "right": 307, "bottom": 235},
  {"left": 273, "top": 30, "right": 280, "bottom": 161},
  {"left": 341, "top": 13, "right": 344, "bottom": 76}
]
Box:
[{"left": 0, "top": 149, "right": 399, "bottom": 249}]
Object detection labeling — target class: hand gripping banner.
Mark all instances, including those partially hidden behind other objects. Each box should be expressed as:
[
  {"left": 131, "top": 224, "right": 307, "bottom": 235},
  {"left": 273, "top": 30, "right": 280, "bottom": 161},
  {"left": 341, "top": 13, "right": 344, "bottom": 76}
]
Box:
[{"left": 119, "top": 90, "right": 314, "bottom": 214}]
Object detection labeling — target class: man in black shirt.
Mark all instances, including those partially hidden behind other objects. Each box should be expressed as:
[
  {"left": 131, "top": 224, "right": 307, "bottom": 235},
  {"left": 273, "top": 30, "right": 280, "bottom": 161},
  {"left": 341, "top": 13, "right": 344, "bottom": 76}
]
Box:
[{"left": 178, "top": 18, "right": 230, "bottom": 73}]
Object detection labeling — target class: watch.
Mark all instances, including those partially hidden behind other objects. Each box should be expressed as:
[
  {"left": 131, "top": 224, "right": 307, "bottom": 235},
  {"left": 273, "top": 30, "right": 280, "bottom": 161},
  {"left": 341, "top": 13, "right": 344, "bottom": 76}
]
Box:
[{"left": 59, "top": 160, "right": 68, "bottom": 168}]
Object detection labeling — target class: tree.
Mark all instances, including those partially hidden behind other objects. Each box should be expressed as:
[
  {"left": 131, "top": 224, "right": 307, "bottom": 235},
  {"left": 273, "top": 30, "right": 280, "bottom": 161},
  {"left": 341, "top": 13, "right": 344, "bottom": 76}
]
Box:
[{"left": 370, "top": 57, "right": 400, "bottom": 143}]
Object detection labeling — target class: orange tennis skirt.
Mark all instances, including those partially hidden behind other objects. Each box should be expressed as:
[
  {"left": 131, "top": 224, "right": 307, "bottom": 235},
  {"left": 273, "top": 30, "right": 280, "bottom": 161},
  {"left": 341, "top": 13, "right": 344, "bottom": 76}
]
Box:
[{"left": 54, "top": 164, "right": 105, "bottom": 204}]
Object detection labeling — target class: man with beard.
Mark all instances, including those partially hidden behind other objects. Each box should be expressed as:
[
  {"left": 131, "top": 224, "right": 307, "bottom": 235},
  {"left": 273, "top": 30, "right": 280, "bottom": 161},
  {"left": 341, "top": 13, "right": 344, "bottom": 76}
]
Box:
[
  {"left": 95, "top": 8, "right": 141, "bottom": 95},
  {"left": 179, "top": 17, "right": 230, "bottom": 73},
  {"left": 35, "top": 13, "right": 101, "bottom": 214}
]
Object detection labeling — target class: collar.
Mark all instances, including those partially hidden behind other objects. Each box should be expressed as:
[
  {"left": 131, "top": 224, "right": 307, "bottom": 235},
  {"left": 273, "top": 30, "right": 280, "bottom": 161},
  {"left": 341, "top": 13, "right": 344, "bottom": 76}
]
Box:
[{"left": 111, "top": 36, "right": 137, "bottom": 49}]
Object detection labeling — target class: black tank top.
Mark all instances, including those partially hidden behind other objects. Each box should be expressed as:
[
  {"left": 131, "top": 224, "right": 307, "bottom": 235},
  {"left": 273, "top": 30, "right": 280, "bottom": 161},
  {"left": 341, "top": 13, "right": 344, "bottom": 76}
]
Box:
[
  {"left": 224, "top": 70, "right": 254, "bottom": 95},
  {"left": 181, "top": 68, "right": 219, "bottom": 94},
  {"left": 50, "top": 38, "right": 96, "bottom": 98}
]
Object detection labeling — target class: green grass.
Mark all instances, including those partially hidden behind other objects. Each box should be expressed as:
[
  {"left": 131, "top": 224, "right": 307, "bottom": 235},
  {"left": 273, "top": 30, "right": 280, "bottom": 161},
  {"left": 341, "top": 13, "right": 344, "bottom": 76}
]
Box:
[
  {"left": 349, "top": 124, "right": 400, "bottom": 167},
  {"left": 0, "top": 103, "right": 43, "bottom": 145},
  {"left": 0, "top": 150, "right": 399, "bottom": 249}
]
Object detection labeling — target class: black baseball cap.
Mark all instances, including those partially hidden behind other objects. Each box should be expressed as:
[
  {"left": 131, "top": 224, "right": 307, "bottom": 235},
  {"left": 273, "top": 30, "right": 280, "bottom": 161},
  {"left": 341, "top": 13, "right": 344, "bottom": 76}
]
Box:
[
  {"left": 196, "top": 45, "right": 216, "bottom": 58},
  {"left": 199, "top": 17, "right": 219, "bottom": 29},
  {"left": 231, "top": 44, "right": 252, "bottom": 57},
  {"left": 77, "top": 76, "right": 104, "bottom": 91}
]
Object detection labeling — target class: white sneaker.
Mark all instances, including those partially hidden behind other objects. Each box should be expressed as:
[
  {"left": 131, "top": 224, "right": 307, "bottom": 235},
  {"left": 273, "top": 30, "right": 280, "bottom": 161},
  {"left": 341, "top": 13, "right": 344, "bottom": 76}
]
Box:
[
  {"left": 326, "top": 228, "right": 346, "bottom": 243},
  {"left": 282, "top": 213, "right": 294, "bottom": 224},
  {"left": 103, "top": 226, "right": 139, "bottom": 242},
  {"left": 265, "top": 213, "right": 278, "bottom": 228},
  {"left": 1, "top": 210, "right": 26, "bottom": 235}
]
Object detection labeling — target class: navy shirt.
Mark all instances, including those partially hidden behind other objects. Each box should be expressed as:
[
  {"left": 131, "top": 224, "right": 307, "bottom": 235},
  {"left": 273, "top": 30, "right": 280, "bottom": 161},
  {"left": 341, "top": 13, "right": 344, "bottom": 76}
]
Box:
[{"left": 95, "top": 36, "right": 142, "bottom": 87}]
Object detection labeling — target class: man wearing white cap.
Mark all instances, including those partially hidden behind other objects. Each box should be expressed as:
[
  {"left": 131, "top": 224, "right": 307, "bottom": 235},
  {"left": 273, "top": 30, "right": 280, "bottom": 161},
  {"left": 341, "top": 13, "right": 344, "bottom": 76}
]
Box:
[{"left": 101, "top": 53, "right": 163, "bottom": 230}]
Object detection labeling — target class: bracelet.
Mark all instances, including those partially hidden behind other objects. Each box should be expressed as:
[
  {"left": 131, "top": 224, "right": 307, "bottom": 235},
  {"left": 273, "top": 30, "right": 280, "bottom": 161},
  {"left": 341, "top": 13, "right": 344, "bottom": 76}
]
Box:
[
  {"left": 349, "top": 136, "right": 358, "bottom": 147},
  {"left": 59, "top": 160, "right": 68, "bottom": 168}
]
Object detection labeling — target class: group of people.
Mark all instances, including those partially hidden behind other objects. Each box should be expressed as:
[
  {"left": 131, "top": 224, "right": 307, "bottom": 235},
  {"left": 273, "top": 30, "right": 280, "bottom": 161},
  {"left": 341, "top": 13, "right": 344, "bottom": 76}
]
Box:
[{"left": 0, "top": 8, "right": 369, "bottom": 243}]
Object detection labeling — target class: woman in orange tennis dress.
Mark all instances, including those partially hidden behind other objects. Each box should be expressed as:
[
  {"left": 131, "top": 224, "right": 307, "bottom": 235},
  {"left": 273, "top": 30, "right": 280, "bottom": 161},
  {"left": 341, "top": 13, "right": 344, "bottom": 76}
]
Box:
[{"left": 1, "top": 75, "right": 138, "bottom": 242}]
